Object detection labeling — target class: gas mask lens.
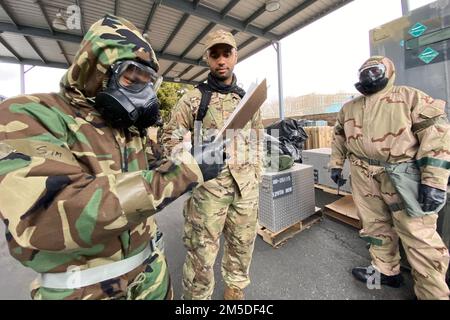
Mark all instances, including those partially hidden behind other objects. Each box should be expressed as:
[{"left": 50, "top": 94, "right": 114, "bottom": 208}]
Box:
[
  {"left": 115, "top": 60, "right": 162, "bottom": 92},
  {"left": 358, "top": 63, "right": 386, "bottom": 82}
]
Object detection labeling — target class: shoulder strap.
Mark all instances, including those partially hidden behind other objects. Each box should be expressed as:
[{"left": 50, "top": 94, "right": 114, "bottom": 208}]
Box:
[{"left": 195, "top": 83, "right": 212, "bottom": 122}]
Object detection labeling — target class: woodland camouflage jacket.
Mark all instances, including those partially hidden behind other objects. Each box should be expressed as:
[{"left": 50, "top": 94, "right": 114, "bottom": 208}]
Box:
[{"left": 0, "top": 15, "right": 203, "bottom": 293}]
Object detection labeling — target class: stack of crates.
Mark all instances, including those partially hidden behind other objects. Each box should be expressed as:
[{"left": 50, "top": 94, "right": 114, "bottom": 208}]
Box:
[{"left": 303, "top": 126, "right": 334, "bottom": 150}]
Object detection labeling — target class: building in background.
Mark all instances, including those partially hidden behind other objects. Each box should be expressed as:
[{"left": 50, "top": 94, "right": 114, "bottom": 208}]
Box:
[{"left": 262, "top": 92, "right": 357, "bottom": 119}]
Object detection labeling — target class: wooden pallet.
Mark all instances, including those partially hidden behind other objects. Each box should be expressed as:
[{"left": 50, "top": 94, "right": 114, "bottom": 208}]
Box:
[
  {"left": 257, "top": 208, "right": 323, "bottom": 248},
  {"left": 314, "top": 183, "right": 352, "bottom": 196},
  {"left": 323, "top": 195, "right": 361, "bottom": 229}
]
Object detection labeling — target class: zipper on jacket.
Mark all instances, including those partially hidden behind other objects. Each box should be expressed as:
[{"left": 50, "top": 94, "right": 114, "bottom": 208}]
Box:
[
  {"left": 362, "top": 96, "right": 373, "bottom": 159},
  {"left": 112, "top": 129, "right": 129, "bottom": 173},
  {"left": 114, "top": 129, "right": 131, "bottom": 257},
  {"left": 123, "top": 145, "right": 128, "bottom": 172}
]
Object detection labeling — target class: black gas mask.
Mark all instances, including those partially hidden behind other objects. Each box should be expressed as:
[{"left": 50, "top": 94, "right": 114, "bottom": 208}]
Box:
[
  {"left": 355, "top": 63, "right": 389, "bottom": 96},
  {"left": 95, "top": 60, "right": 162, "bottom": 130}
]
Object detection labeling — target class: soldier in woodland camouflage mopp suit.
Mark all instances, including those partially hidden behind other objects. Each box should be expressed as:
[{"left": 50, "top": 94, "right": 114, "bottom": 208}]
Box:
[{"left": 0, "top": 15, "right": 225, "bottom": 300}]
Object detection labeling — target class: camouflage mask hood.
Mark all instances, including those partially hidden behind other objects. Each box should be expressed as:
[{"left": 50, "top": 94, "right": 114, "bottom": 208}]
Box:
[
  {"left": 60, "top": 14, "right": 159, "bottom": 106},
  {"left": 359, "top": 55, "right": 396, "bottom": 92}
]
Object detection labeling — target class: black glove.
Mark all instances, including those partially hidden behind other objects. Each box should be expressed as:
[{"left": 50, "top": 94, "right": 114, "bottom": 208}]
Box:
[
  {"left": 418, "top": 184, "right": 446, "bottom": 212},
  {"left": 191, "top": 140, "right": 226, "bottom": 182},
  {"left": 330, "top": 168, "right": 346, "bottom": 187}
]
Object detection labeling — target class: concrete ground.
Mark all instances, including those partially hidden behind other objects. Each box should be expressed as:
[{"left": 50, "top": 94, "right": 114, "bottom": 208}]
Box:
[{"left": 0, "top": 189, "right": 416, "bottom": 300}]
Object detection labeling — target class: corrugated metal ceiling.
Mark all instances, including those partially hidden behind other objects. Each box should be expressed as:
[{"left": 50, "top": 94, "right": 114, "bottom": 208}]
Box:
[{"left": 0, "top": 0, "right": 353, "bottom": 84}]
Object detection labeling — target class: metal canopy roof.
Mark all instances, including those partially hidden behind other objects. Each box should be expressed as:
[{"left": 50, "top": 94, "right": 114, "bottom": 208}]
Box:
[{"left": 0, "top": 0, "right": 353, "bottom": 84}]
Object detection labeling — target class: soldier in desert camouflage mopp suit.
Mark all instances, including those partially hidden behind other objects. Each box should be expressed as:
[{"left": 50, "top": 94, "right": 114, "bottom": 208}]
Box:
[
  {"left": 330, "top": 56, "right": 450, "bottom": 300},
  {"left": 0, "top": 15, "right": 225, "bottom": 300}
]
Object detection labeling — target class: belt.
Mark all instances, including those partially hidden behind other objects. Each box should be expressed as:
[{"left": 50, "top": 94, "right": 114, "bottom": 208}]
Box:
[
  {"left": 38, "top": 239, "right": 156, "bottom": 289},
  {"left": 364, "top": 158, "right": 389, "bottom": 166},
  {"left": 353, "top": 155, "right": 414, "bottom": 167}
]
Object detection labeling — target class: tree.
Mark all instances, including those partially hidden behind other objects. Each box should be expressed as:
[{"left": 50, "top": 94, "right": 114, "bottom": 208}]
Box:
[{"left": 157, "top": 82, "right": 193, "bottom": 122}]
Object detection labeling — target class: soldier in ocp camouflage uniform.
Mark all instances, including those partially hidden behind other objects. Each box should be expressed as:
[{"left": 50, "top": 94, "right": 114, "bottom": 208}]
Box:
[
  {"left": 330, "top": 56, "right": 450, "bottom": 300},
  {"left": 0, "top": 15, "right": 224, "bottom": 300},
  {"left": 162, "top": 30, "right": 264, "bottom": 300}
]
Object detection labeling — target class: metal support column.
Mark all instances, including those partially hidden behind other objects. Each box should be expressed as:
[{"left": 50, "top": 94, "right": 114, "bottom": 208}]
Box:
[
  {"left": 273, "top": 41, "right": 285, "bottom": 120},
  {"left": 401, "top": 0, "right": 410, "bottom": 15},
  {"left": 19, "top": 65, "right": 36, "bottom": 95},
  {"left": 20, "top": 64, "right": 25, "bottom": 94}
]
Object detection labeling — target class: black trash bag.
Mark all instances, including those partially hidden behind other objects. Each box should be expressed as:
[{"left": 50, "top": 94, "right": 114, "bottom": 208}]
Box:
[{"left": 265, "top": 118, "right": 308, "bottom": 163}]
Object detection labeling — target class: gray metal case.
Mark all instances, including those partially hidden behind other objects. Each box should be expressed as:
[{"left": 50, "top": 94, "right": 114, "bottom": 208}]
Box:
[
  {"left": 302, "top": 148, "right": 351, "bottom": 193},
  {"left": 259, "top": 164, "right": 316, "bottom": 233}
]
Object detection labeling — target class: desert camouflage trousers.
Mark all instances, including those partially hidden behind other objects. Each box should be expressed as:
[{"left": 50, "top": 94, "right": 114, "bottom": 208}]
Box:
[
  {"left": 31, "top": 248, "right": 173, "bottom": 300},
  {"left": 350, "top": 158, "right": 450, "bottom": 300},
  {"left": 181, "top": 170, "right": 259, "bottom": 300}
]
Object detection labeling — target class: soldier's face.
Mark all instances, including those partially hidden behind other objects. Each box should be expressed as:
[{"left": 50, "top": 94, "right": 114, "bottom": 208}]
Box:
[{"left": 206, "top": 44, "right": 237, "bottom": 82}]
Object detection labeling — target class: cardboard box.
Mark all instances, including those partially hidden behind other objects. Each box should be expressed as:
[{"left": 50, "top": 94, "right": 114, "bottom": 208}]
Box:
[{"left": 324, "top": 196, "right": 361, "bottom": 229}]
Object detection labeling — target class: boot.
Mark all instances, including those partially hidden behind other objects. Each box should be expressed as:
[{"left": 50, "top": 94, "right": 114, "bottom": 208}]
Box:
[
  {"left": 352, "top": 266, "right": 404, "bottom": 288},
  {"left": 224, "top": 285, "right": 244, "bottom": 300}
]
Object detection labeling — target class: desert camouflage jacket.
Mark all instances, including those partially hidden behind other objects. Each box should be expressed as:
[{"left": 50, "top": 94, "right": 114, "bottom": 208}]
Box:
[{"left": 330, "top": 56, "right": 450, "bottom": 190}]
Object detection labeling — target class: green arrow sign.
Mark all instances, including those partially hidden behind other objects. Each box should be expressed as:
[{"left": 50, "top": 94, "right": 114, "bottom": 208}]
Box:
[
  {"left": 409, "top": 22, "right": 428, "bottom": 38},
  {"left": 418, "top": 47, "right": 439, "bottom": 64}
]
